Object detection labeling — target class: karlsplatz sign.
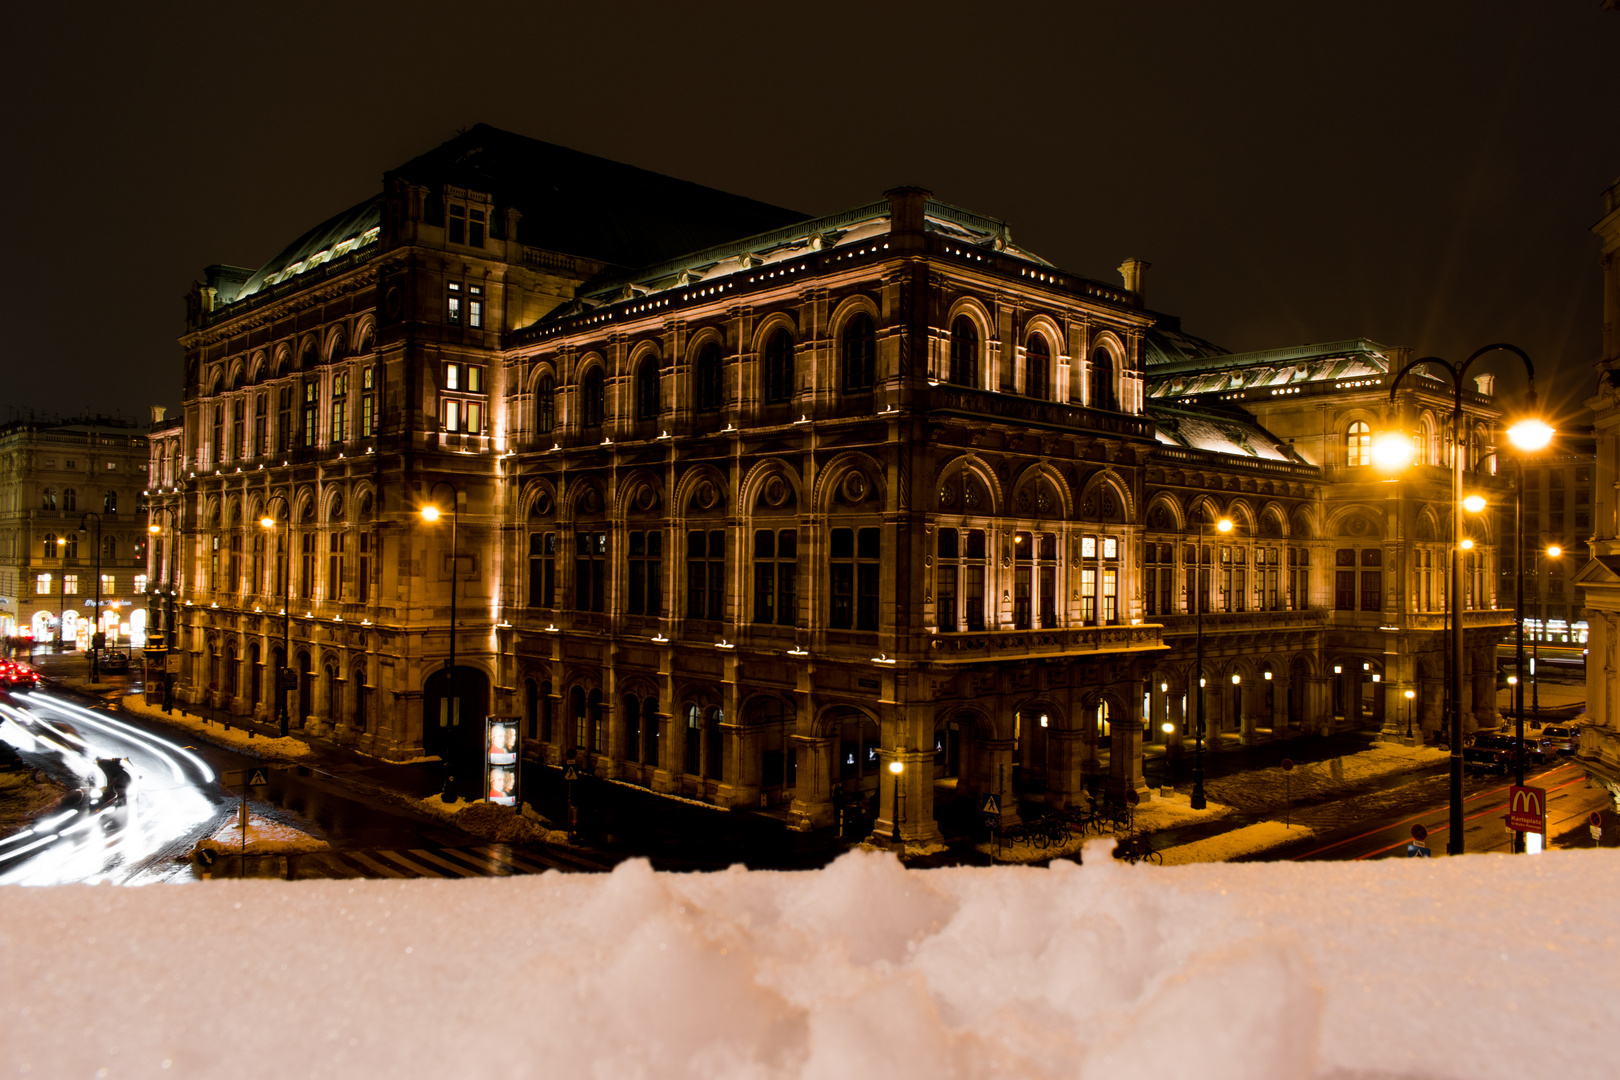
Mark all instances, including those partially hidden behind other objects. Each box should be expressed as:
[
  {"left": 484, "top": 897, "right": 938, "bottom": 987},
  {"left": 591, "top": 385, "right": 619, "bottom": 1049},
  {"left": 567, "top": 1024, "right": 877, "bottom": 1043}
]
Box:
[{"left": 1506, "top": 785, "right": 1546, "bottom": 834}]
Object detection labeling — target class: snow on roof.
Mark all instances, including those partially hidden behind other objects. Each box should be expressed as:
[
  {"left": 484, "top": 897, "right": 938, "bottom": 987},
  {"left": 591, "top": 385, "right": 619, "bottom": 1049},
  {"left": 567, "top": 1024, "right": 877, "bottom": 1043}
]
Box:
[
  {"left": 5, "top": 846, "right": 1615, "bottom": 1078},
  {"left": 1149, "top": 406, "right": 1294, "bottom": 460}
]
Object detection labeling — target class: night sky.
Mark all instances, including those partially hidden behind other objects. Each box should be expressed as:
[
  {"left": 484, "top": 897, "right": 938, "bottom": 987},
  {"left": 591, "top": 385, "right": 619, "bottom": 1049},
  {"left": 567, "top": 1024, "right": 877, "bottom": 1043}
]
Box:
[{"left": 5, "top": 2, "right": 1616, "bottom": 430}]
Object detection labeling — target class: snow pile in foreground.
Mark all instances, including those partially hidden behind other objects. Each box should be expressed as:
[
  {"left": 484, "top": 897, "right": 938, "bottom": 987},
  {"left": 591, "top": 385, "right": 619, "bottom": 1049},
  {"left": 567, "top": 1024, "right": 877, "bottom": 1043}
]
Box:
[{"left": 4, "top": 843, "right": 1617, "bottom": 1080}]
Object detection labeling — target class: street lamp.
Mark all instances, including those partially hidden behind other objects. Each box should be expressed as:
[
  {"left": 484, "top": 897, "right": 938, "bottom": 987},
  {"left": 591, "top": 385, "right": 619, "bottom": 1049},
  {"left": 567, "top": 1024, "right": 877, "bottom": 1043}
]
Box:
[
  {"left": 53, "top": 536, "right": 66, "bottom": 648},
  {"left": 1404, "top": 688, "right": 1416, "bottom": 739},
  {"left": 888, "top": 756, "right": 905, "bottom": 853},
  {"left": 1388, "top": 342, "right": 1542, "bottom": 855},
  {"left": 260, "top": 495, "right": 292, "bottom": 737},
  {"left": 79, "top": 512, "right": 103, "bottom": 682},
  {"left": 147, "top": 509, "right": 181, "bottom": 709},
  {"left": 420, "top": 481, "right": 464, "bottom": 781},
  {"left": 1506, "top": 416, "right": 1556, "bottom": 852},
  {"left": 1534, "top": 542, "right": 1563, "bottom": 718},
  {"left": 1191, "top": 512, "right": 1234, "bottom": 810}
]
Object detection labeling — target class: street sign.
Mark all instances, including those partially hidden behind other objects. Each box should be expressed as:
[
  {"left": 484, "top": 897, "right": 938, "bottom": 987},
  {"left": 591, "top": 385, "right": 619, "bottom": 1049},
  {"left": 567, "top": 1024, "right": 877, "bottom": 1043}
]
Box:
[
  {"left": 1125, "top": 789, "right": 1140, "bottom": 806},
  {"left": 1506, "top": 784, "right": 1547, "bottom": 834},
  {"left": 563, "top": 763, "right": 580, "bottom": 782},
  {"left": 1591, "top": 811, "right": 1603, "bottom": 843},
  {"left": 980, "top": 793, "right": 1000, "bottom": 815},
  {"left": 221, "top": 767, "right": 272, "bottom": 789},
  {"left": 1281, "top": 758, "right": 1294, "bottom": 772},
  {"left": 1411, "top": 823, "right": 1428, "bottom": 842}
]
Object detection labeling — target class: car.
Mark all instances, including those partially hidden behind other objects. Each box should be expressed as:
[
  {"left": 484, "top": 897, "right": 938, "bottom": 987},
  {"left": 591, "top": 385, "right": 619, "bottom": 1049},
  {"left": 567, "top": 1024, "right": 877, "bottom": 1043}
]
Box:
[
  {"left": 0, "top": 660, "right": 41, "bottom": 692},
  {"left": 97, "top": 650, "right": 130, "bottom": 674},
  {"left": 1540, "top": 726, "right": 1577, "bottom": 755},
  {"left": 1463, "top": 734, "right": 1550, "bottom": 774}
]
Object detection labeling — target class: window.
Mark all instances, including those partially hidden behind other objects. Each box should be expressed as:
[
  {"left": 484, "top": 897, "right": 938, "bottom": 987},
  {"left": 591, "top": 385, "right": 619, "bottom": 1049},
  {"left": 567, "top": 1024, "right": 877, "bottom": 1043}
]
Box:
[
  {"left": 64, "top": 533, "right": 78, "bottom": 559},
  {"left": 41, "top": 488, "right": 57, "bottom": 510},
  {"left": 636, "top": 356, "right": 661, "bottom": 421},
  {"left": 949, "top": 316, "right": 978, "bottom": 387},
  {"left": 212, "top": 405, "right": 224, "bottom": 465},
  {"left": 328, "top": 532, "right": 345, "bottom": 601},
  {"left": 1334, "top": 549, "right": 1357, "bottom": 610},
  {"left": 1079, "top": 535, "right": 1119, "bottom": 624},
  {"left": 448, "top": 205, "right": 483, "bottom": 247},
  {"left": 35, "top": 573, "right": 50, "bottom": 595},
  {"left": 63, "top": 574, "right": 78, "bottom": 595},
  {"left": 300, "top": 531, "right": 316, "bottom": 600},
  {"left": 695, "top": 343, "right": 723, "bottom": 413},
  {"left": 1026, "top": 334, "right": 1051, "bottom": 400},
  {"left": 1360, "top": 549, "right": 1382, "bottom": 612},
  {"left": 1091, "top": 349, "right": 1115, "bottom": 410},
  {"left": 829, "top": 527, "right": 880, "bottom": 631},
  {"left": 574, "top": 531, "right": 607, "bottom": 612},
  {"left": 468, "top": 284, "right": 483, "bottom": 328},
  {"left": 250, "top": 532, "right": 264, "bottom": 595},
  {"left": 627, "top": 530, "right": 663, "bottom": 616},
  {"left": 357, "top": 531, "right": 372, "bottom": 603},
  {"left": 103, "top": 490, "right": 117, "bottom": 513},
  {"left": 527, "top": 374, "right": 553, "bottom": 436},
  {"left": 842, "top": 314, "right": 875, "bottom": 393},
  {"left": 134, "top": 574, "right": 147, "bottom": 594},
  {"left": 447, "top": 282, "right": 463, "bottom": 325},
  {"left": 580, "top": 367, "right": 605, "bottom": 429},
  {"left": 936, "top": 528, "right": 987, "bottom": 632},
  {"left": 359, "top": 368, "right": 376, "bottom": 438},
  {"left": 1257, "top": 546, "right": 1280, "bottom": 610},
  {"left": 277, "top": 386, "right": 294, "bottom": 453},
  {"left": 763, "top": 329, "right": 794, "bottom": 403},
  {"left": 1144, "top": 542, "right": 1176, "bottom": 617},
  {"left": 63, "top": 488, "right": 76, "bottom": 511},
  {"left": 445, "top": 398, "right": 484, "bottom": 433},
  {"left": 228, "top": 534, "right": 241, "bottom": 593},
  {"left": 752, "top": 529, "right": 798, "bottom": 626},
  {"left": 330, "top": 372, "right": 349, "bottom": 443},
  {"left": 255, "top": 393, "right": 269, "bottom": 455},
  {"left": 1345, "top": 422, "right": 1372, "bottom": 467},
  {"left": 231, "top": 398, "right": 246, "bottom": 460},
  {"left": 529, "top": 532, "right": 556, "bottom": 607},
  {"left": 302, "top": 380, "right": 318, "bottom": 448},
  {"left": 686, "top": 530, "right": 725, "bottom": 620}
]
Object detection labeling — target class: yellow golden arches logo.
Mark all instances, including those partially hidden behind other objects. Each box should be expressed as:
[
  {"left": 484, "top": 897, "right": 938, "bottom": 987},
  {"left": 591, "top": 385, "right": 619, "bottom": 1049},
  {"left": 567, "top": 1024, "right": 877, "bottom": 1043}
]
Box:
[{"left": 1510, "top": 789, "right": 1543, "bottom": 815}]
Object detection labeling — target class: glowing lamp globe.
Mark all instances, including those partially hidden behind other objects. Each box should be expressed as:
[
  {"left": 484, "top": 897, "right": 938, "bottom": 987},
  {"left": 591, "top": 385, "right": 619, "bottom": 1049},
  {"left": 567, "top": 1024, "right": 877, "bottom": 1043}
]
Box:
[{"left": 1507, "top": 418, "right": 1554, "bottom": 452}]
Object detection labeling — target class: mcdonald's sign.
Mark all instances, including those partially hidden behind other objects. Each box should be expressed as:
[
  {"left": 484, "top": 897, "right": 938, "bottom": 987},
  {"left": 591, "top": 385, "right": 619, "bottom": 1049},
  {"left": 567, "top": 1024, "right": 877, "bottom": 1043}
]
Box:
[{"left": 1507, "top": 785, "right": 1546, "bottom": 834}]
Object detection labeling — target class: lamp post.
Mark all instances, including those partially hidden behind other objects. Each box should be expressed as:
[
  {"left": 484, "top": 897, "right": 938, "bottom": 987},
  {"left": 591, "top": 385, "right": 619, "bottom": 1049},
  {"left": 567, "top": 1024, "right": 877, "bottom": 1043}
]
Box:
[
  {"left": 79, "top": 512, "right": 103, "bottom": 682},
  {"left": 146, "top": 508, "right": 181, "bottom": 709},
  {"left": 53, "top": 537, "right": 66, "bottom": 648},
  {"left": 260, "top": 495, "right": 292, "bottom": 737},
  {"left": 1404, "top": 688, "right": 1416, "bottom": 740},
  {"left": 1388, "top": 343, "right": 1541, "bottom": 855},
  {"left": 1535, "top": 541, "right": 1562, "bottom": 717},
  {"left": 1191, "top": 511, "right": 1234, "bottom": 810},
  {"left": 1505, "top": 418, "right": 1555, "bottom": 852},
  {"left": 888, "top": 755, "right": 905, "bottom": 854},
  {"left": 421, "top": 481, "right": 463, "bottom": 780}
]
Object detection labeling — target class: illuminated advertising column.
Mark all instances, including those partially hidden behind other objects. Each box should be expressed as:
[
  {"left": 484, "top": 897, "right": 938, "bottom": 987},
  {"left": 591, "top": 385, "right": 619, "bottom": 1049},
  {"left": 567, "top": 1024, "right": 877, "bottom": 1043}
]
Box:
[{"left": 485, "top": 716, "right": 519, "bottom": 806}]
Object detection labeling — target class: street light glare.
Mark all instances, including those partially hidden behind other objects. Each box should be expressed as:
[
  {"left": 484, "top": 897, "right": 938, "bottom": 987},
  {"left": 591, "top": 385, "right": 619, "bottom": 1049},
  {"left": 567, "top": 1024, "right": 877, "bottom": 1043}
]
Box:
[
  {"left": 1507, "top": 418, "right": 1555, "bottom": 452},
  {"left": 147, "top": 524, "right": 160, "bottom": 534},
  {"left": 1216, "top": 518, "right": 1234, "bottom": 533},
  {"left": 1460, "top": 538, "right": 1475, "bottom": 550},
  {"left": 888, "top": 759, "right": 904, "bottom": 775},
  {"left": 259, "top": 516, "right": 275, "bottom": 529},
  {"left": 420, "top": 505, "right": 442, "bottom": 523},
  {"left": 1462, "top": 494, "right": 1487, "bottom": 513},
  {"left": 1371, "top": 431, "right": 1413, "bottom": 469},
  {"left": 1547, "top": 544, "right": 1563, "bottom": 559}
]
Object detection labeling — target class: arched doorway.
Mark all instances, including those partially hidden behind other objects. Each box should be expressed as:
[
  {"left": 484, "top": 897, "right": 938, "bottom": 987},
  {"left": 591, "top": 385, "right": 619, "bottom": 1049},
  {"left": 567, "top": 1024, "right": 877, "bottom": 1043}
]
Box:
[
  {"left": 423, "top": 665, "right": 490, "bottom": 777},
  {"left": 1013, "top": 705, "right": 1054, "bottom": 792},
  {"left": 743, "top": 696, "right": 794, "bottom": 808},
  {"left": 1289, "top": 657, "right": 1310, "bottom": 727},
  {"left": 323, "top": 661, "right": 339, "bottom": 723},
  {"left": 248, "top": 642, "right": 262, "bottom": 711},
  {"left": 296, "top": 651, "right": 313, "bottom": 728}
]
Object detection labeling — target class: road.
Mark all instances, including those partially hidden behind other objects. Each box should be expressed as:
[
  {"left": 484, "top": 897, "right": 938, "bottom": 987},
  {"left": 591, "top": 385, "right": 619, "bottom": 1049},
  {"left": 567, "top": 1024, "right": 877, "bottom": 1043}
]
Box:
[
  {"left": 1, "top": 688, "right": 614, "bottom": 883},
  {"left": 1273, "top": 757, "right": 1612, "bottom": 861}
]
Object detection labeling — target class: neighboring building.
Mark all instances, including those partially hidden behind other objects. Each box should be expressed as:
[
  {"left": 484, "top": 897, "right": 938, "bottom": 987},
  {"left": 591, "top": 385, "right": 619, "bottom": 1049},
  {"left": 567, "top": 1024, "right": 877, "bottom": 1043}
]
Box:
[
  {"left": 1498, "top": 433, "right": 1597, "bottom": 654},
  {"left": 1576, "top": 173, "right": 1620, "bottom": 806},
  {"left": 0, "top": 416, "right": 151, "bottom": 648},
  {"left": 163, "top": 126, "right": 1516, "bottom": 843}
]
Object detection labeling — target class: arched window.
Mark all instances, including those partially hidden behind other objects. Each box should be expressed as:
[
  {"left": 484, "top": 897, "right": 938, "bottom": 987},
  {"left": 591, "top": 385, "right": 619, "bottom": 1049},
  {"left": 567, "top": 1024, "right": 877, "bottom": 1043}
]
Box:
[
  {"left": 540, "top": 679, "right": 553, "bottom": 742},
  {"left": 635, "top": 356, "right": 661, "bottom": 421},
  {"left": 695, "top": 343, "right": 723, "bottom": 413},
  {"left": 103, "top": 535, "right": 116, "bottom": 561},
  {"left": 580, "top": 367, "right": 605, "bottom": 429},
  {"left": 536, "top": 374, "right": 555, "bottom": 435},
  {"left": 42, "top": 488, "right": 57, "bottom": 510},
  {"left": 571, "top": 685, "right": 588, "bottom": 750},
  {"left": 104, "top": 490, "right": 117, "bottom": 514},
  {"left": 622, "top": 693, "right": 641, "bottom": 762},
  {"left": 1091, "top": 349, "right": 1115, "bottom": 410},
  {"left": 1345, "top": 421, "right": 1372, "bottom": 467},
  {"left": 706, "top": 705, "right": 724, "bottom": 778},
  {"left": 763, "top": 329, "right": 794, "bottom": 403},
  {"left": 949, "top": 316, "right": 978, "bottom": 387},
  {"left": 642, "top": 697, "right": 659, "bottom": 768},
  {"left": 63, "top": 488, "right": 77, "bottom": 511},
  {"left": 1026, "top": 333, "right": 1051, "bottom": 400},
  {"left": 841, "top": 313, "right": 875, "bottom": 393},
  {"left": 685, "top": 703, "right": 702, "bottom": 774},
  {"left": 42, "top": 532, "right": 57, "bottom": 558}
]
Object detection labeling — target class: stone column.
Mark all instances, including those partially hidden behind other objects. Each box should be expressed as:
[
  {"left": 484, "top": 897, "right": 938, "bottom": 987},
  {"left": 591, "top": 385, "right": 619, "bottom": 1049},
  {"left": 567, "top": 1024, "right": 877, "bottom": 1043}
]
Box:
[
  {"left": 1107, "top": 680, "right": 1152, "bottom": 803},
  {"left": 1238, "top": 680, "right": 1258, "bottom": 744},
  {"left": 1311, "top": 675, "right": 1334, "bottom": 735},
  {"left": 651, "top": 654, "right": 678, "bottom": 793},
  {"left": 1046, "top": 728, "right": 1087, "bottom": 809},
  {"left": 1472, "top": 645, "right": 1497, "bottom": 730},
  {"left": 788, "top": 735, "right": 835, "bottom": 830},
  {"left": 724, "top": 721, "right": 762, "bottom": 809},
  {"left": 1165, "top": 687, "right": 1186, "bottom": 755}
]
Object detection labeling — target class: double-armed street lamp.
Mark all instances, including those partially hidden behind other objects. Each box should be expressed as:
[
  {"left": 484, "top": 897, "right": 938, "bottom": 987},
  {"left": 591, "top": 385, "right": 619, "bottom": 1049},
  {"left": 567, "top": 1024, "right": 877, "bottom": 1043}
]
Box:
[
  {"left": 1382, "top": 343, "right": 1544, "bottom": 855},
  {"left": 146, "top": 508, "right": 181, "bottom": 707},
  {"left": 420, "top": 482, "right": 464, "bottom": 783},
  {"left": 1505, "top": 417, "right": 1556, "bottom": 853},
  {"left": 259, "top": 495, "right": 293, "bottom": 737},
  {"left": 53, "top": 537, "right": 67, "bottom": 648},
  {"left": 1191, "top": 511, "right": 1234, "bottom": 810},
  {"left": 889, "top": 755, "right": 905, "bottom": 855}
]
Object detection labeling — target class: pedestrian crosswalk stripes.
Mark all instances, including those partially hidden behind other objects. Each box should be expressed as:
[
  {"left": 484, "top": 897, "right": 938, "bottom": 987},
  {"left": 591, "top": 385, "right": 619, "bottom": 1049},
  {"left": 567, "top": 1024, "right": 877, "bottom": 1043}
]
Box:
[{"left": 293, "top": 844, "right": 609, "bottom": 881}]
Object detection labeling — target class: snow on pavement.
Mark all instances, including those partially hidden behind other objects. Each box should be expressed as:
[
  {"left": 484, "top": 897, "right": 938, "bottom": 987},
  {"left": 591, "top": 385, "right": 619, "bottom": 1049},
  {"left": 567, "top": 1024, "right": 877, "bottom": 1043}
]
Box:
[
  {"left": 3, "top": 846, "right": 1617, "bottom": 1079},
  {"left": 1157, "top": 820, "right": 1315, "bottom": 865},
  {"left": 115, "top": 692, "right": 314, "bottom": 762}
]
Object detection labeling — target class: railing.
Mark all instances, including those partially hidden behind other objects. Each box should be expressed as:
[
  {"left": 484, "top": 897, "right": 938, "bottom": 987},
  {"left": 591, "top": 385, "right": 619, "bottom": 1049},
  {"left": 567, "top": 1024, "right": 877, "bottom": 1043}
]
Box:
[
  {"left": 925, "top": 623, "right": 1165, "bottom": 662},
  {"left": 1405, "top": 610, "right": 1517, "bottom": 630},
  {"left": 1151, "top": 444, "right": 1321, "bottom": 478},
  {"left": 925, "top": 385, "right": 1155, "bottom": 439},
  {"left": 1156, "top": 609, "right": 1325, "bottom": 634}
]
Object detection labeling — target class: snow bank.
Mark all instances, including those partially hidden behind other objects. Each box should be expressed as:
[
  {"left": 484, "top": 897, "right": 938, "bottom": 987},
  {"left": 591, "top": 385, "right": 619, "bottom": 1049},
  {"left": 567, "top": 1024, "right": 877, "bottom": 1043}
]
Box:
[
  {"left": 195, "top": 811, "right": 329, "bottom": 856},
  {"left": 1158, "top": 820, "right": 1315, "bottom": 865},
  {"left": 4, "top": 846, "right": 1617, "bottom": 1079},
  {"left": 115, "top": 693, "right": 314, "bottom": 762}
]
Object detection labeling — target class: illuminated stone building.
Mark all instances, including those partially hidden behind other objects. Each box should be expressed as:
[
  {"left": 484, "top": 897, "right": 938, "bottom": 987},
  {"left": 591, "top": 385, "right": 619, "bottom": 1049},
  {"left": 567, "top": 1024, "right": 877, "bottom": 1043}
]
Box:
[
  {"left": 162, "top": 125, "right": 1515, "bottom": 843},
  {"left": 0, "top": 415, "right": 151, "bottom": 648}
]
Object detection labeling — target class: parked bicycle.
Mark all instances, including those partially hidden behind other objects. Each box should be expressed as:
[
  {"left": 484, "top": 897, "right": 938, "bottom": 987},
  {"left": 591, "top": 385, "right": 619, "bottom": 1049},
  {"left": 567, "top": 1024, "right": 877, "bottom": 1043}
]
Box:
[{"left": 1111, "top": 833, "right": 1162, "bottom": 865}]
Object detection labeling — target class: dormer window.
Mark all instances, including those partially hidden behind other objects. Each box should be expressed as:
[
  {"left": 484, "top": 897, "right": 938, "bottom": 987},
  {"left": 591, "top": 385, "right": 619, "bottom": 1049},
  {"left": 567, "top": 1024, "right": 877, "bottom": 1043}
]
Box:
[
  {"left": 448, "top": 205, "right": 485, "bottom": 248},
  {"left": 446, "top": 282, "right": 482, "bottom": 327}
]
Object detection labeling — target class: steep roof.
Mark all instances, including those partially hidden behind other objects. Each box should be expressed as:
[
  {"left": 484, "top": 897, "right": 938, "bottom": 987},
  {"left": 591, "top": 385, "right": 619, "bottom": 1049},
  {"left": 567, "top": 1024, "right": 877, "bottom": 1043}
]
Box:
[
  {"left": 1147, "top": 403, "right": 1298, "bottom": 462},
  {"left": 225, "top": 124, "right": 810, "bottom": 308}
]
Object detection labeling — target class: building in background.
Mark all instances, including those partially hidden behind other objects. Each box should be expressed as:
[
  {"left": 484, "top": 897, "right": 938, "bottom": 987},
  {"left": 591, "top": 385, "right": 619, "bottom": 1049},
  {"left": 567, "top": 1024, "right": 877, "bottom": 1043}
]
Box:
[
  {"left": 1500, "top": 432, "right": 1596, "bottom": 657},
  {"left": 0, "top": 416, "right": 151, "bottom": 649},
  {"left": 161, "top": 126, "right": 1518, "bottom": 838}
]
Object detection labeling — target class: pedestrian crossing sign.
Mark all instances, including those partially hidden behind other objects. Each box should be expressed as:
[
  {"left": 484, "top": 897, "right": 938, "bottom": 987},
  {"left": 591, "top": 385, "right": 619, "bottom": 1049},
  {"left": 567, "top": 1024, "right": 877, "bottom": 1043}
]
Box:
[
  {"left": 563, "top": 763, "right": 580, "bottom": 782},
  {"left": 247, "top": 768, "right": 270, "bottom": 787},
  {"left": 980, "top": 793, "right": 1000, "bottom": 815}
]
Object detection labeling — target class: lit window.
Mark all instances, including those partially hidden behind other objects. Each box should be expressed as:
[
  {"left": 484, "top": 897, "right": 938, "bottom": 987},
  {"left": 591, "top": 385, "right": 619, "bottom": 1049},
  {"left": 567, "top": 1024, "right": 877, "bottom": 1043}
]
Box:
[
  {"left": 447, "top": 282, "right": 463, "bottom": 326},
  {"left": 1345, "top": 422, "right": 1372, "bottom": 466},
  {"left": 64, "top": 574, "right": 79, "bottom": 595},
  {"left": 468, "top": 285, "right": 483, "bottom": 329},
  {"left": 35, "top": 573, "right": 50, "bottom": 594},
  {"left": 134, "top": 574, "right": 148, "bottom": 593}
]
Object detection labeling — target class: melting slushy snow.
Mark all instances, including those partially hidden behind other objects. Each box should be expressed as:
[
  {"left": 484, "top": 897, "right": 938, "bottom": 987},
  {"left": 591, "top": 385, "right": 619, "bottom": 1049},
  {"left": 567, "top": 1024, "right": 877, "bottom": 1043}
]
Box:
[{"left": 3, "top": 841, "right": 1616, "bottom": 1079}]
